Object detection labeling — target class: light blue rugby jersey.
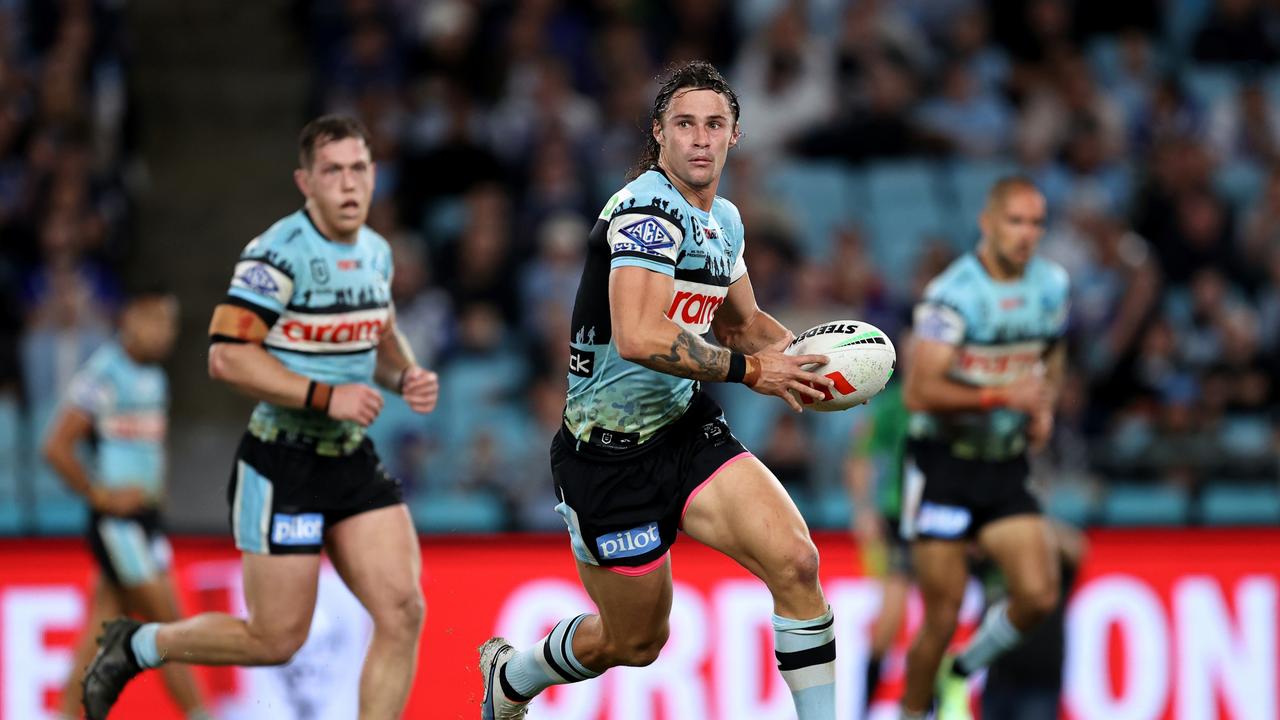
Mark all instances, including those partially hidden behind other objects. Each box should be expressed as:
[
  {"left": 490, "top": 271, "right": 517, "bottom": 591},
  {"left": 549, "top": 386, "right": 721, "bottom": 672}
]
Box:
[
  {"left": 65, "top": 340, "right": 168, "bottom": 499},
  {"left": 224, "top": 209, "right": 392, "bottom": 455},
  {"left": 564, "top": 169, "right": 747, "bottom": 448},
  {"left": 910, "top": 252, "right": 1070, "bottom": 460}
]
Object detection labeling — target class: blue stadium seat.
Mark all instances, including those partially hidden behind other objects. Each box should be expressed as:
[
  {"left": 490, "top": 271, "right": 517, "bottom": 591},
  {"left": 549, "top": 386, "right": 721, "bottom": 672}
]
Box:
[
  {"left": 0, "top": 393, "right": 23, "bottom": 534},
  {"left": 808, "top": 485, "right": 852, "bottom": 531},
  {"left": 944, "top": 159, "right": 1018, "bottom": 250},
  {"left": 1217, "top": 415, "right": 1273, "bottom": 461},
  {"left": 1101, "top": 483, "right": 1189, "bottom": 526},
  {"left": 410, "top": 492, "right": 506, "bottom": 533},
  {"left": 1214, "top": 161, "right": 1265, "bottom": 210},
  {"left": 33, "top": 500, "right": 87, "bottom": 536},
  {"left": 1045, "top": 483, "right": 1094, "bottom": 527},
  {"left": 765, "top": 161, "right": 862, "bottom": 259},
  {"left": 1200, "top": 483, "right": 1280, "bottom": 526},
  {"left": 1183, "top": 66, "right": 1240, "bottom": 108},
  {"left": 1164, "top": 0, "right": 1214, "bottom": 52},
  {"left": 864, "top": 161, "right": 948, "bottom": 284}
]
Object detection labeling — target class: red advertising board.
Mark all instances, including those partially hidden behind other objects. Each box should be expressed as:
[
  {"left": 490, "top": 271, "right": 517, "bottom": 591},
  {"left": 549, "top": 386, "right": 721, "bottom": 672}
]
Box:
[{"left": 1, "top": 530, "right": 1277, "bottom": 720}]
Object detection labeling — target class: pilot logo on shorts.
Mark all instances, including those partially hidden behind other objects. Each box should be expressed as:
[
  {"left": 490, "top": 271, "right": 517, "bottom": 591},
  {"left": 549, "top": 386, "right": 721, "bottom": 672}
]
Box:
[
  {"left": 272, "top": 513, "right": 324, "bottom": 545},
  {"left": 596, "top": 522, "right": 660, "bottom": 560},
  {"left": 916, "top": 502, "right": 971, "bottom": 538}
]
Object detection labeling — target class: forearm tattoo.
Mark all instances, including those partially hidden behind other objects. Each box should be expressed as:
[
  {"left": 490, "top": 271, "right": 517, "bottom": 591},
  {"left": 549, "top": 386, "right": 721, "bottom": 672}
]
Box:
[{"left": 645, "top": 329, "right": 730, "bottom": 381}]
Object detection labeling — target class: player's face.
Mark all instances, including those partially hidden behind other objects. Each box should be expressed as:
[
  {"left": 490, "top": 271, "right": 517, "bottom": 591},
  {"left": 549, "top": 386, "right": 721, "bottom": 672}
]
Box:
[
  {"left": 121, "top": 296, "right": 179, "bottom": 362},
  {"left": 654, "top": 88, "right": 739, "bottom": 190},
  {"left": 296, "top": 137, "right": 375, "bottom": 238},
  {"left": 981, "top": 188, "right": 1046, "bottom": 270}
]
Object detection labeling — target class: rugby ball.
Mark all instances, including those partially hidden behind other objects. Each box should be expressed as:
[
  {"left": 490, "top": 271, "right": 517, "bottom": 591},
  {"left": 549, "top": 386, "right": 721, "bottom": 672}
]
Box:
[{"left": 784, "top": 320, "right": 896, "bottom": 411}]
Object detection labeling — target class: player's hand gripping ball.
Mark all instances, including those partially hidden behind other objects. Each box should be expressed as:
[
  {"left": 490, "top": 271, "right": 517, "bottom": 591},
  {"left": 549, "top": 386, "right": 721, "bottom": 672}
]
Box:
[{"left": 784, "top": 320, "right": 896, "bottom": 411}]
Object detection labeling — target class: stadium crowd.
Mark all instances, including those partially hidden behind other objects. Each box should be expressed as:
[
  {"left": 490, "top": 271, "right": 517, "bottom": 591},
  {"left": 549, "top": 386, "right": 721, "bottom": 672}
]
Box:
[{"left": 5, "top": 0, "right": 1280, "bottom": 532}]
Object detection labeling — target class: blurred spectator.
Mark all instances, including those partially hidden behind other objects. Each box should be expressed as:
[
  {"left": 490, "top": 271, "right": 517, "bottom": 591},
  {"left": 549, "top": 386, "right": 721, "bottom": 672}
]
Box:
[
  {"left": 519, "top": 212, "right": 586, "bottom": 340},
  {"left": 915, "top": 59, "right": 1012, "bottom": 157},
  {"left": 1207, "top": 78, "right": 1280, "bottom": 168},
  {"left": 1192, "top": 0, "right": 1280, "bottom": 65},
  {"left": 731, "top": 2, "right": 835, "bottom": 163}
]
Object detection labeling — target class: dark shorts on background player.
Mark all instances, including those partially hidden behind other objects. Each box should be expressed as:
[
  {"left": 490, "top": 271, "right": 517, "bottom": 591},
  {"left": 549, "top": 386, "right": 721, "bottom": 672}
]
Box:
[
  {"left": 900, "top": 439, "right": 1039, "bottom": 541},
  {"left": 87, "top": 507, "right": 173, "bottom": 587},
  {"left": 227, "top": 433, "right": 403, "bottom": 555},
  {"left": 551, "top": 391, "right": 751, "bottom": 573}
]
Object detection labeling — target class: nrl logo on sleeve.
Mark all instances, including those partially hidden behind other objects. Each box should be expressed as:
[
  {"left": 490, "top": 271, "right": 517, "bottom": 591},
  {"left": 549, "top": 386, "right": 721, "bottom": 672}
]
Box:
[
  {"left": 237, "top": 264, "right": 279, "bottom": 296},
  {"left": 619, "top": 216, "right": 675, "bottom": 251}
]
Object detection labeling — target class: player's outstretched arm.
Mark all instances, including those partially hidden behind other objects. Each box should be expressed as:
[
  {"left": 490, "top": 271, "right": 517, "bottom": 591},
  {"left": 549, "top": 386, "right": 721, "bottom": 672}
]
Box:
[
  {"left": 610, "top": 267, "right": 831, "bottom": 411},
  {"left": 207, "top": 304, "right": 384, "bottom": 426},
  {"left": 373, "top": 307, "right": 438, "bottom": 414}
]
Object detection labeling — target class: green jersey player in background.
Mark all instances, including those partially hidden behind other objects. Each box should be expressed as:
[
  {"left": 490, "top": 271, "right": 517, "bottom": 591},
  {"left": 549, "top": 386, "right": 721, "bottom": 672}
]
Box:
[
  {"left": 480, "top": 60, "right": 843, "bottom": 720},
  {"left": 83, "top": 116, "right": 439, "bottom": 720}
]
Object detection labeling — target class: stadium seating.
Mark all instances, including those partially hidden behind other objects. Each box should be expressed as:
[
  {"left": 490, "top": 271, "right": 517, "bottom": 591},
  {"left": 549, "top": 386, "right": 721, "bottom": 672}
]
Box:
[
  {"left": 410, "top": 492, "right": 506, "bottom": 533},
  {"left": 1199, "top": 482, "right": 1280, "bottom": 525},
  {"left": 765, "top": 160, "right": 863, "bottom": 259},
  {"left": 1100, "top": 482, "right": 1190, "bottom": 526},
  {"left": 1045, "top": 482, "right": 1095, "bottom": 527},
  {"left": 943, "top": 159, "right": 1018, "bottom": 250},
  {"left": 0, "top": 394, "right": 24, "bottom": 533}
]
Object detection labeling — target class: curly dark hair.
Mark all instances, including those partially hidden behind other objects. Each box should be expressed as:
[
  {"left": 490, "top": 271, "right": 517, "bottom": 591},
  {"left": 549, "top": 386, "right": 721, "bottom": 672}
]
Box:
[{"left": 626, "top": 60, "right": 741, "bottom": 181}]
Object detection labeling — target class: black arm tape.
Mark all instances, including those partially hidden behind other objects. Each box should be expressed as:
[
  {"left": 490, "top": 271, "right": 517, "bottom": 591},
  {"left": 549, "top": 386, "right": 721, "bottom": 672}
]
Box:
[
  {"left": 726, "top": 351, "right": 747, "bottom": 383},
  {"left": 221, "top": 294, "right": 280, "bottom": 328},
  {"left": 209, "top": 334, "right": 249, "bottom": 345}
]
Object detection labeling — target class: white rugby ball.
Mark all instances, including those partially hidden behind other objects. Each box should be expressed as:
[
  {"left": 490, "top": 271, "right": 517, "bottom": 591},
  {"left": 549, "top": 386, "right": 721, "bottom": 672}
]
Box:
[{"left": 784, "top": 320, "right": 897, "bottom": 411}]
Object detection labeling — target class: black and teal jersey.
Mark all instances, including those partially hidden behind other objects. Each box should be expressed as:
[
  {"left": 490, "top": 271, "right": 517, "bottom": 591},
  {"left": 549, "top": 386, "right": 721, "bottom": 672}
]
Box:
[
  {"left": 223, "top": 209, "right": 392, "bottom": 455},
  {"left": 564, "top": 169, "right": 747, "bottom": 448},
  {"left": 64, "top": 340, "right": 168, "bottom": 500},
  {"left": 910, "top": 252, "right": 1070, "bottom": 459}
]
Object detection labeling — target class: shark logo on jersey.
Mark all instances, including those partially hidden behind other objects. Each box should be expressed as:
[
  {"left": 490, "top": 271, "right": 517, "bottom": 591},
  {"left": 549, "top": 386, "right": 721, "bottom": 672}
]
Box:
[
  {"left": 310, "top": 258, "right": 330, "bottom": 285},
  {"left": 236, "top": 264, "right": 279, "bottom": 297},
  {"left": 619, "top": 217, "right": 675, "bottom": 252}
]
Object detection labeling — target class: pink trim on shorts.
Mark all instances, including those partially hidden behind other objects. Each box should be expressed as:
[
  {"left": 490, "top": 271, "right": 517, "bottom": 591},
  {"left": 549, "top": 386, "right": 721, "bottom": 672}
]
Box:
[
  {"left": 679, "top": 451, "right": 753, "bottom": 528},
  {"left": 607, "top": 553, "right": 669, "bottom": 577}
]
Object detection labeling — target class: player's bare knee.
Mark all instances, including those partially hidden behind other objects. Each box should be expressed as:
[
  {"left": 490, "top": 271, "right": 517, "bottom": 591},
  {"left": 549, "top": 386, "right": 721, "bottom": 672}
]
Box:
[
  {"left": 1013, "top": 582, "right": 1059, "bottom": 625},
  {"left": 607, "top": 624, "right": 669, "bottom": 667},
  {"left": 769, "top": 538, "right": 821, "bottom": 593},
  {"left": 256, "top": 629, "right": 308, "bottom": 665},
  {"left": 374, "top": 586, "right": 425, "bottom": 639}
]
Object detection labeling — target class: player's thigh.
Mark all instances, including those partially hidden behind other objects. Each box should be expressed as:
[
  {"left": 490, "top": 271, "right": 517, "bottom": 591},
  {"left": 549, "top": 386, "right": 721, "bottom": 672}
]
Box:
[
  {"left": 241, "top": 551, "right": 322, "bottom": 642},
  {"left": 910, "top": 539, "right": 969, "bottom": 615},
  {"left": 325, "top": 503, "right": 423, "bottom": 625},
  {"left": 977, "top": 514, "right": 1058, "bottom": 602},
  {"left": 577, "top": 558, "right": 673, "bottom": 645},
  {"left": 680, "top": 454, "right": 815, "bottom": 582}
]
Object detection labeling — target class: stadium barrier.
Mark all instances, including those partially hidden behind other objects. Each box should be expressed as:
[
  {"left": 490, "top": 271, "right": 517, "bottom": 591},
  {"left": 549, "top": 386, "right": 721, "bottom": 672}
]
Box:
[{"left": 1, "top": 531, "right": 1276, "bottom": 719}]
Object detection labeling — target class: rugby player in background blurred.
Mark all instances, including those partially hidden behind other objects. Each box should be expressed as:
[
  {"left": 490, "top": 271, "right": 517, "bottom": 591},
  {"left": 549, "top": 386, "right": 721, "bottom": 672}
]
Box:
[
  {"left": 479, "top": 60, "right": 842, "bottom": 720},
  {"left": 45, "top": 287, "right": 213, "bottom": 720},
  {"left": 899, "top": 177, "right": 1068, "bottom": 720},
  {"left": 82, "top": 116, "right": 439, "bottom": 720}
]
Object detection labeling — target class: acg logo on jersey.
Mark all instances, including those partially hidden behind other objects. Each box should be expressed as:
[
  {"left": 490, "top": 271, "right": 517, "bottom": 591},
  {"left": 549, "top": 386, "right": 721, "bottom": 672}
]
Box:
[
  {"left": 619, "top": 217, "right": 675, "bottom": 251},
  {"left": 596, "top": 522, "right": 661, "bottom": 560}
]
